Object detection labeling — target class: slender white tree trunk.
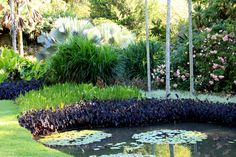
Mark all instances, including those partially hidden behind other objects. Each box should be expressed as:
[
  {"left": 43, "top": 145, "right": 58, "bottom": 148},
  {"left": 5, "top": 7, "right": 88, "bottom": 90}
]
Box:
[
  {"left": 166, "top": 0, "right": 171, "bottom": 97},
  {"left": 169, "top": 144, "right": 174, "bottom": 157},
  {"left": 10, "top": 0, "right": 17, "bottom": 51},
  {"left": 145, "top": 0, "right": 151, "bottom": 91},
  {"left": 188, "top": 0, "right": 194, "bottom": 96}
]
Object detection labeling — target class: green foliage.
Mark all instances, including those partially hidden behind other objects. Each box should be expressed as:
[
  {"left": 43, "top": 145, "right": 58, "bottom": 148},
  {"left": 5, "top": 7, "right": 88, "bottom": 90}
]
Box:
[
  {"left": 89, "top": 0, "right": 188, "bottom": 39},
  {"left": 47, "top": 36, "right": 122, "bottom": 84},
  {"left": 89, "top": 0, "right": 145, "bottom": 36},
  {"left": 193, "top": 0, "right": 236, "bottom": 30},
  {"left": 122, "top": 40, "right": 164, "bottom": 80},
  {"left": 16, "top": 83, "right": 142, "bottom": 112},
  {"left": 0, "top": 47, "right": 47, "bottom": 83},
  {"left": 39, "top": 0, "right": 76, "bottom": 18}
]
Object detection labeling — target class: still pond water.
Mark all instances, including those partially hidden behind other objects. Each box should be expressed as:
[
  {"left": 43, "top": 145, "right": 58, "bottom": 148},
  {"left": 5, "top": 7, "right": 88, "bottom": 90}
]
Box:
[{"left": 45, "top": 123, "right": 236, "bottom": 157}]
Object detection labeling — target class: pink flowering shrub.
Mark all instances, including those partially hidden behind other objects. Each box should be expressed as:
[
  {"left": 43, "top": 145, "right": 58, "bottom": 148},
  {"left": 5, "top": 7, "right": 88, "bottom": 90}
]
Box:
[{"left": 152, "top": 28, "right": 236, "bottom": 93}]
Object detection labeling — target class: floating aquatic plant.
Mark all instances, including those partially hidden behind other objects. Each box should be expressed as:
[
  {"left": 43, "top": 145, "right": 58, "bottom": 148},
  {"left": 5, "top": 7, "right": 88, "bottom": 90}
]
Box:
[
  {"left": 132, "top": 129, "right": 207, "bottom": 144},
  {"left": 97, "top": 153, "right": 155, "bottom": 157},
  {"left": 39, "top": 130, "right": 112, "bottom": 146}
]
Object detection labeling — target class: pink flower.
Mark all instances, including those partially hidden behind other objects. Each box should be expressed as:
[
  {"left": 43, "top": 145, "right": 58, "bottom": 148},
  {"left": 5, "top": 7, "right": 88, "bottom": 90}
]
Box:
[
  {"left": 160, "top": 79, "right": 164, "bottom": 83},
  {"left": 176, "top": 69, "right": 180, "bottom": 76},
  {"left": 218, "top": 57, "right": 225, "bottom": 63},
  {"left": 206, "top": 28, "right": 212, "bottom": 32},
  {"left": 173, "top": 84, "right": 178, "bottom": 88},
  {"left": 210, "top": 73, "right": 219, "bottom": 81},
  {"left": 219, "top": 75, "right": 224, "bottom": 79},
  {"left": 211, "top": 34, "right": 218, "bottom": 40},
  {"left": 155, "top": 76, "right": 160, "bottom": 82},
  {"left": 212, "top": 63, "right": 219, "bottom": 69},
  {"left": 181, "top": 75, "right": 187, "bottom": 81},
  {"left": 209, "top": 81, "right": 214, "bottom": 85},
  {"left": 160, "top": 70, "right": 165, "bottom": 75},
  {"left": 223, "top": 35, "right": 229, "bottom": 42}
]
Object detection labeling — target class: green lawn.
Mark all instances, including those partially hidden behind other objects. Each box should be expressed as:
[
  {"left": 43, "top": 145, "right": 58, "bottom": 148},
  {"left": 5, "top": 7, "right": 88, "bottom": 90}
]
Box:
[{"left": 0, "top": 100, "right": 71, "bottom": 157}]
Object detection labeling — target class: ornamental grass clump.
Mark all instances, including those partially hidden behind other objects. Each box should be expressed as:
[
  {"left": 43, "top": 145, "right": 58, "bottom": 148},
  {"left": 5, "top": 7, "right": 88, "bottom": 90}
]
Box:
[{"left": 47, "top": 36, "right": 123, "bottom": 85}]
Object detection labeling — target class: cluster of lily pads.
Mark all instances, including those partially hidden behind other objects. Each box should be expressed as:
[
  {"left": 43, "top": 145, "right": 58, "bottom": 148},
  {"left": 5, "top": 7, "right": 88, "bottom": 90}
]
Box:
[
  {"left": 39, "top": 130, "right": 112, "bottom": 146},
  {"left": 132, "top": 129, "right": 207, "bottom": 144},
  {"left": 39, "top": 128, "right": 203, "bottom": 157},
  {"left": 97, "top": 154, "right": 155, "bottom": 157}
]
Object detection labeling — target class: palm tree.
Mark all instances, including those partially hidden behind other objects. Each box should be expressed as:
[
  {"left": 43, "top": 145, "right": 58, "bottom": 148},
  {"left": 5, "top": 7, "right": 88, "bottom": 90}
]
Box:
[
  {"left": 5, "top": 0, "right": 42, "bottom": 57},
  {"left": 145, "top": 0, "right": 151, "bottom": 91},
  {"left": 188, "top": 0, "right": 195, "bottom": 96},
  {"left": 166, "top": 0, "right": 171, "bottom": 98},
  {"left": 9, "top": 0, "right": 17, "bottom": 51}
]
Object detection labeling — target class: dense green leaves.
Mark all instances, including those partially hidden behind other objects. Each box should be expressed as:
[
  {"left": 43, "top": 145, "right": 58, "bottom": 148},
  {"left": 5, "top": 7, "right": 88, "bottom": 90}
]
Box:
[
  {"left": 47, "top": 36, "right": 123, "bottom": 84},
  {"left": 0, "top": 47, "right": 47, "bottom": 83},
  {"left": 122, "top": 40, "right": 164, "bottom": 80}
]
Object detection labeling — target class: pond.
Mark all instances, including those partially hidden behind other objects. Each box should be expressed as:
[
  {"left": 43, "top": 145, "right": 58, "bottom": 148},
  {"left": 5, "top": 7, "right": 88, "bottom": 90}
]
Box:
[{"left": 41, "top": 123, "right": 236, "bottom": 157}]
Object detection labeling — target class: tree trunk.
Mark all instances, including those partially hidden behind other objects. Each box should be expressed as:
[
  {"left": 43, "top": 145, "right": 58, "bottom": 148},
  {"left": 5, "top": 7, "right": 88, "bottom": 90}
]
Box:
[
  {"left": 145, "top": 0, "right": 151, "bottom": 91},
  {"left": 169, "top": 144, "right": 174, "bottom": 157},
  {"left": 166, "top": 0, "right": 171, "bottom": 97},
  {"left": 10, "top": 0, "right": 17, "bottom": 51},
  {"left": 16, "top": 2, "right": 24, "bottom": 57},
  {"left": 188, "top": 0, "right": 194, "bottom": 96},
  {"left": 17, "top": 30, "right": 24, "bottom": 57}
]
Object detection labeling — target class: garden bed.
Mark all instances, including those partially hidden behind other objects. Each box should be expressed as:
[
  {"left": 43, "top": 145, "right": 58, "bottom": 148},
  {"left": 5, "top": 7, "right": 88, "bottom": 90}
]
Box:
[{"left": 18, "top": 98, "right": 236, "bottom": 137}]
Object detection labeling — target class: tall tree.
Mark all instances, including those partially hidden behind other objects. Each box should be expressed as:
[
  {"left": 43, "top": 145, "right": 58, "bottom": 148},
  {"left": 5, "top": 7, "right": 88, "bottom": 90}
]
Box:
[
  {"left": 9, "top": 0, "right": 17, "bottom": 51},
  {"left": 188, "top": 0, "right": 194, "bottom": 96},
  {"left": 16, "top": 1, "right": 24, "bottom": 56},
  {"left": 165, "top": 0, "right": 171, "bottom": 97},
  {"left": 145, "top": 0, "right": 151, "bottom": 91}
]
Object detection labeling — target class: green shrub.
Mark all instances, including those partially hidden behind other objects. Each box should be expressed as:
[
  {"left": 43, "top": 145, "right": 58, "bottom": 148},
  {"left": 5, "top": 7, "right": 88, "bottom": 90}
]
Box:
[
  {"left": 47, "top": 36, "right": 122, "bottom": 84},
  {"left": 121, "top": 40, "right": 164, "bottom": 80},
  {"left": 16, "top": 83, "right": 142, "bottom": 112},
  {"left": 0, "top": 47, "right": 47, "bottom": 83}
]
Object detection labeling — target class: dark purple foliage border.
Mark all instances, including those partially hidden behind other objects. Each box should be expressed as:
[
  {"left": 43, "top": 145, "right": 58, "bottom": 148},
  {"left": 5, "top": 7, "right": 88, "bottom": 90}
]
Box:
[
  {"left": 0, "top": 80, "right": 42, "bottom": 100},
  {"left": 18, "top": 99, "right": 236, "bottom": 137}
]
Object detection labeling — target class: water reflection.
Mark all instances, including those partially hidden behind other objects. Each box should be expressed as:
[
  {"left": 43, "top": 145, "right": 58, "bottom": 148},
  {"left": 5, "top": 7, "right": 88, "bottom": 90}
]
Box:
[{"left": 50, "top": 123, "right": 236, "bottom": 157}]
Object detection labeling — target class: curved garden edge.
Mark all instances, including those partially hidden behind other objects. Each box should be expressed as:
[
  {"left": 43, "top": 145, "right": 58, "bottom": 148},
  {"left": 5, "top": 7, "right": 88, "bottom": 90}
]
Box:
[
  {"left": 0, "top": 100, "right": 71, "bottom": 157},
  {"left": 18, "top": 98, "right": 236, "bottom": 137}
]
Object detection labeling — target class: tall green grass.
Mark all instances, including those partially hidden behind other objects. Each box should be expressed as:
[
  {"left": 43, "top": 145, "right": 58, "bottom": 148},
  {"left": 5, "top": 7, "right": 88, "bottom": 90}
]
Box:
[
  {"left": 16, "top": 83, "right": 142, "bottom": 112},
  {"left": 47, "top": 36, "right": 122, "bottom": 84}
]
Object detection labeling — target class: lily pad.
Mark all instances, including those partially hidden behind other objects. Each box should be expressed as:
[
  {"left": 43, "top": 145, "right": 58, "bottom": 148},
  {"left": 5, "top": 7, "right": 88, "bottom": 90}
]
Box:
[
  {"left": 132, "top": 129, "right": 207, "bottom": 144},
  {"left": 39, "top": 130, "right": 112, "bottom": 146},
  {"left": 98, "top": 153, "right": 155, "bottom": 157}
]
